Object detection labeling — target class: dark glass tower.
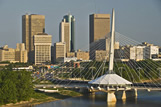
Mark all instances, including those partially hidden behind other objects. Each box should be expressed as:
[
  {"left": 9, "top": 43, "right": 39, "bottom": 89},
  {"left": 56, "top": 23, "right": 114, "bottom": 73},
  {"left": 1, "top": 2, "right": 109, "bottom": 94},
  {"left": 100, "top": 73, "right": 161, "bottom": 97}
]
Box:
[{"left": 63, "top": 14, "right": 75, "bottom": 52}]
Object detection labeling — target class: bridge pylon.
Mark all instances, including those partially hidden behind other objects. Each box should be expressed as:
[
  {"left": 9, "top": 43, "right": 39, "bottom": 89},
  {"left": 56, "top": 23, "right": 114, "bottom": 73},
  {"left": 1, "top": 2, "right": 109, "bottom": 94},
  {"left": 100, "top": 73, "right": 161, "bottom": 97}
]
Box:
[{"left": 88, "top": 8, "right": 136, "bottom": 102}]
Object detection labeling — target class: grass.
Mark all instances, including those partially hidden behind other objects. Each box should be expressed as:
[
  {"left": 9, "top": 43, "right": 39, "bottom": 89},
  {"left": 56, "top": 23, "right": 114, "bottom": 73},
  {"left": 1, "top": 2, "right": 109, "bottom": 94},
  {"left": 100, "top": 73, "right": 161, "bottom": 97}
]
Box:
[
  {"left": 33, "top": 88, "right": 82, "bottom": 99},
  {"left": 1, "top": 88, "right": 82, "bottom": 107},
  {"left": 30, "top": 88, "right": 82, "bottom": 105}
]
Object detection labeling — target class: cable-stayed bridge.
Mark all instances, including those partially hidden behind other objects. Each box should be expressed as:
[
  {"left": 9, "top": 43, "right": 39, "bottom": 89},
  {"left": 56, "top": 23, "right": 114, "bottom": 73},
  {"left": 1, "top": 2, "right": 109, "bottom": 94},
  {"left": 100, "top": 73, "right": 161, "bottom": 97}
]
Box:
[{"left": 34, "top": 9, "right": 161, "bottom": 102}]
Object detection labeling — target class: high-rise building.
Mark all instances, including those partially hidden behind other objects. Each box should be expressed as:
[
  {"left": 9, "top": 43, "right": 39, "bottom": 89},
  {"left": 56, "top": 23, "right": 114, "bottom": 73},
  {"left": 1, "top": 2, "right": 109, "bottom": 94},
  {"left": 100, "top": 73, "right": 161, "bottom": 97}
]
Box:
[
  {"left": 33, "top": 33, "right": 52, "bottom": 65},
  {"left": 89, "top": 14, "right": 111, "bottom": 60},
  {"left": 89, "top": 14, "right": 110, "bottom": 44},
  {"left": 60, "top": 19, "right": 70, "bottom": 52},
  {"left": 53, "top": 42, "right": 66, "bottom": 63},
  {"left": 22, "top": 14, "right": 45, "bottom": 62},
  {"left": 59, "top": 14, "right": 75, "bottom": 52}
]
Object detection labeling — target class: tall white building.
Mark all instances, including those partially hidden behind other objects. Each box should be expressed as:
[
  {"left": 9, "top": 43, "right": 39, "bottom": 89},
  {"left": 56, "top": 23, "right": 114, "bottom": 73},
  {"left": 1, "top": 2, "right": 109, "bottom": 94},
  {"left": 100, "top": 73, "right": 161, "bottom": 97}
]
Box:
[{"left": 34, "top": 33, "right": 52, "bottom": 65}]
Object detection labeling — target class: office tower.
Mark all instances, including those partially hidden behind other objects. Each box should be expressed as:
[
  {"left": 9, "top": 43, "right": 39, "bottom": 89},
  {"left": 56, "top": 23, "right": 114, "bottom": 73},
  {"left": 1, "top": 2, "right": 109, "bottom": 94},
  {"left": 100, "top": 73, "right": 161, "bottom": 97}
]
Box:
[
  {"left": 22, "top": 14, "right": 45, "bottom": 52},
  {"left": 89, "top": 14, "right": 110, "bottom": 60},
  {"left": 33, "top": 33, "right": 52, "bottom": 65},
  {"left": 59, "top": 13, "right": 75, "bottom": 52},
  {"left": 53, "top": 42, "right": 66, "bottom": 63},
  {"left": 0, "top": 44, "right": 28, "bottom": 63},
  {"left": 60, "top": 19, "right": 70, "bottom": 52},
  {"left": 89, "top": 14, "right": 110, "bottom": 43}
]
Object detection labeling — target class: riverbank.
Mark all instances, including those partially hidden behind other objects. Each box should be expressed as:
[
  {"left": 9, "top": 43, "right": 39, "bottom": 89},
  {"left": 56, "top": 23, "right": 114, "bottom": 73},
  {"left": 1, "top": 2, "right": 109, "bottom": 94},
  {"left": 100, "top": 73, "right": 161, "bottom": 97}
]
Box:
[{"left": 1, "top": 88, "right": 83, "bottom": 107}]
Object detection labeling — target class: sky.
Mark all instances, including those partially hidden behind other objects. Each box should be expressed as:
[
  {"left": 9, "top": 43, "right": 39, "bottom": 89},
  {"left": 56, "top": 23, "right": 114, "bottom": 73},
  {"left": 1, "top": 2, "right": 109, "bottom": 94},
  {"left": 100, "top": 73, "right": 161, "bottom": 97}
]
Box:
[{"left": 0, "top": 0, "right": 161, "bottom": 50}]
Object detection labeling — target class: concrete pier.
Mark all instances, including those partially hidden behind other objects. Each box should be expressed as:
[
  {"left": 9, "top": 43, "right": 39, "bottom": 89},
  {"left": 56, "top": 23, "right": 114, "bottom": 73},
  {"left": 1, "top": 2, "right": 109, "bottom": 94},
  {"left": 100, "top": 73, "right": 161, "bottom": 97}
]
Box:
[
  {"left": 115, "top": 90, "right": 126, "bottom": 100},
  {"left": 126, "top": 88, "right": 138, "bottom": 98},
  {"left": 107, "top": 91, "right": 117, "bottom": 102}
]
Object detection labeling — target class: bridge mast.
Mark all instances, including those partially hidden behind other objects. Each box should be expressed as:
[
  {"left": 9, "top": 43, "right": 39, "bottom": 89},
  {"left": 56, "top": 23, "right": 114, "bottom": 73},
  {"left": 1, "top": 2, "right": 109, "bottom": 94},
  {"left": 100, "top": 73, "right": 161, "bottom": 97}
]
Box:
[{"left": 108, "top": 8, "right": 115, "bottom": 74}]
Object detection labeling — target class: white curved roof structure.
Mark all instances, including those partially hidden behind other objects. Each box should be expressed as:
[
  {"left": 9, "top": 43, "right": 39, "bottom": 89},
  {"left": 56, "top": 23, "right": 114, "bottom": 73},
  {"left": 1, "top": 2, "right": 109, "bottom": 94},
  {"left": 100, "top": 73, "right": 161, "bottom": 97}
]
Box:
[{"left": 88, "top": 74, "right": 132, "bottom": 85}]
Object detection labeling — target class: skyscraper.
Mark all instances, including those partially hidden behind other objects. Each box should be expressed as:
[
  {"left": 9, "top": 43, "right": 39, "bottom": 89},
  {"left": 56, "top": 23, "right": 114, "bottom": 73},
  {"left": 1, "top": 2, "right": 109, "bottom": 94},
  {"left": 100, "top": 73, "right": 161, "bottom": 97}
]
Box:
[
  {"left": 22, "top": 14, "right": 45, "bottom": 52},
  {"left": 59, "top": 13, "right": 75, "bottom": 52},
  {"left": 89, "top": 14, "right": 111, "bottom": 60},
  {"left": 59, "top": 19, "right": 70, "bottom": 52},
  {"left": 89, "top": 14, "right": 110, "bottom": 43},
  {"left": 33, "top": 33, "right": 52, "bottom": 65}
]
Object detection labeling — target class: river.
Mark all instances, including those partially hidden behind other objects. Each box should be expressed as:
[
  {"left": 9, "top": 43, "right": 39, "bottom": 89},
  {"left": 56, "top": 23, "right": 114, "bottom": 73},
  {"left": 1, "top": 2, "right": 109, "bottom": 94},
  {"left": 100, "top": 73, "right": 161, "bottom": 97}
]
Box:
[{"left": 35, "top": 91, "right": 161, "bottom": 107}]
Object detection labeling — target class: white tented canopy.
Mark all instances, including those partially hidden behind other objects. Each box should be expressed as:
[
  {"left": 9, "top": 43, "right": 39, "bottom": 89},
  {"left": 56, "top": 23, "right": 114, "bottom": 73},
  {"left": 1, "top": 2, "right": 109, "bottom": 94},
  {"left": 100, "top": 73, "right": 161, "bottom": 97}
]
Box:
[{"left": 88, "top": 74, "right": 132, "bottom": 85}]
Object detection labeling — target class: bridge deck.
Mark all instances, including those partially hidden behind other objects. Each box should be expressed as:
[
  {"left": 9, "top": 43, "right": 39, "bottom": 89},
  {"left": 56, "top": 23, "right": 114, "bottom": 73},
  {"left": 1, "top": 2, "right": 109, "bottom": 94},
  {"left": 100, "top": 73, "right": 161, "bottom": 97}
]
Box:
[{"left": 34, "top": 84, "right": 161, "bottom": 91}]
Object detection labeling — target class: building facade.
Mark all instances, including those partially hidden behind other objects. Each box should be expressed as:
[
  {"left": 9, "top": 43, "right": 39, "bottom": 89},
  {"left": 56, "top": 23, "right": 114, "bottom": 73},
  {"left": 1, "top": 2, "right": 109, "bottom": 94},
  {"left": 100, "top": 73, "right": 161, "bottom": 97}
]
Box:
[
  {"left": 90, "top": 38, "right": 110, "bottom": 61},
  {"left": 33, "top": 34, "right": 52, "bottom": 65},
  {"left": 53, "top": 42, "right": 66, "bottom": 63},
  {"left": 124, "top": 46, "right": 145, "bottom": 61},
  {"left": 89, "top": 14, "right": 111, "bottom": 60},
  {"left": 59, "top": 14, "right": 75, "bottom": 52},
  {"left": 22, "top": 14, "right": 45, "bottom": 63},
  {"left": 76, "top": 49, "right": 89, "bottom": 61},
  {"left": 0, "top": 43, "right": 28, "bottom": 63},
  {"left": 0, "top": 45, "right": 15, "bottom": 62},
  {"left": 22, "top": 14, "right": 45, "bottom": 52},
  {"left": 15, "top": 43, "right": 28, "bottom": 63},
  {"left": 89, "top": 14, "right": 110, "bottom": 44},
  {"left": 66, "top": 52, "right": 75, "bottom": 57},
  {"left": 59, "top": 19, "right": 70, "bottom": 52},
  {"left": 123, "top": 43, "right": 159, "bottom": 61},
  {"left": 94, "top": 50, "right": 109, "bottom": 61},
  {"left": 145, "top": 46, "right": 159, "bottom": 59}
]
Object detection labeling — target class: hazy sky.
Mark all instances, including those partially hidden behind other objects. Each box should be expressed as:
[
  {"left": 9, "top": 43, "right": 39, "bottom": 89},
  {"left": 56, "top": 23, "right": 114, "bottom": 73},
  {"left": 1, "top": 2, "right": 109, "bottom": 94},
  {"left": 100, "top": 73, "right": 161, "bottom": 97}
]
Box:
[{"left": 0, "top": 0, "right": 161, "bottom": 50}]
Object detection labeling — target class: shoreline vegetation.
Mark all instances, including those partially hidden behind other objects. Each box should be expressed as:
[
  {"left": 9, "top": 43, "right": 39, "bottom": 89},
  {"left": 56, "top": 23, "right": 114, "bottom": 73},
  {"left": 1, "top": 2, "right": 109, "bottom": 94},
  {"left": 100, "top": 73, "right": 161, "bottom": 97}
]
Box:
[{"left": 2, "top": 88, "right": 83, "bottom": 107}]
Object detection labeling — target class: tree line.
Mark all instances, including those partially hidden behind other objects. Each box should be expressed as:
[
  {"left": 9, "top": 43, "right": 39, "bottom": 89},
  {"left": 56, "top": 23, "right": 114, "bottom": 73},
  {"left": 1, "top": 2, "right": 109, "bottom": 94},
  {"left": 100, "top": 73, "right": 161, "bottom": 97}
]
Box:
[{"left": 0, "top": 69, "right": 33, "bottom": 105}]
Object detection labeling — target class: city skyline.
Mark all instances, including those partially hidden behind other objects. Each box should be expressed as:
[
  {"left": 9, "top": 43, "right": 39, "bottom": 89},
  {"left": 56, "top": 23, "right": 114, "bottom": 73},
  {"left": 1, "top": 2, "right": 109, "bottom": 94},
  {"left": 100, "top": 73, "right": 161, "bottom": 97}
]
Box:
[
  {"left": 0, "top": 0, "right": 161, "bottom": 50},
  {"left": 0, "top": 5, "right": 161, "bottom": 106}
]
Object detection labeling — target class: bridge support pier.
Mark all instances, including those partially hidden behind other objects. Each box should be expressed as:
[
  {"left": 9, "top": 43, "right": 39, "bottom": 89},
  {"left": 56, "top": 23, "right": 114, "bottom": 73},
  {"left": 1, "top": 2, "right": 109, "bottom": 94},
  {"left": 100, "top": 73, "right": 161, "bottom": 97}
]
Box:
[
  {"left": 107, "top": 91, "right": 117, "bottom": 102},
  {"left": 126, "top": 89, "right": 137, "bottom": 98},
  {"left": 115, "top": 90, "right": 126, "bottom": 100},
  {"left": 91, "top": 92, "right": 95, "bottom": 95}
]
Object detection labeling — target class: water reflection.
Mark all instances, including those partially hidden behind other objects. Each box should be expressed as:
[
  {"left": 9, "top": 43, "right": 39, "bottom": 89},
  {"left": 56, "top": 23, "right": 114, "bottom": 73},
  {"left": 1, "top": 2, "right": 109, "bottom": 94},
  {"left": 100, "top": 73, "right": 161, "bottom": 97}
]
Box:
[
  {"left": 122, "top": 99, "right": 126, "bottom": 105},
  {"left": 35, "top": 91, "right": 161, "bottom": 107},
  {"left": 107, "top": 102, "right": 116, "bottom": 107}
]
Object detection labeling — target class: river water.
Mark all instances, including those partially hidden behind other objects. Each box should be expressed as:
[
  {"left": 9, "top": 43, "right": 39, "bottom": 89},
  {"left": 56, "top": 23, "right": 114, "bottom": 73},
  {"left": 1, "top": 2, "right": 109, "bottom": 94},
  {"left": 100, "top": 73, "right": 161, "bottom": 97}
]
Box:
[{"left": 35, "top": 91, "right": 161, "bottom": 107}]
